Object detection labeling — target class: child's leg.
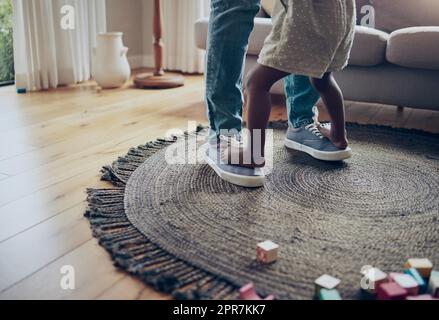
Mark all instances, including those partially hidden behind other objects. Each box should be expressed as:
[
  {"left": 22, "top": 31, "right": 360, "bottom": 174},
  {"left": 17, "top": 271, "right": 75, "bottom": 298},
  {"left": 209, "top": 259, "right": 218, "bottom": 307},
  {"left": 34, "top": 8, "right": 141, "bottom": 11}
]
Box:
[
  {"left": 310, "top": 73, "right": 348, "bottom": 149},
  {"left": 224, "top": 64, "right": 289, "bottom": 168}
]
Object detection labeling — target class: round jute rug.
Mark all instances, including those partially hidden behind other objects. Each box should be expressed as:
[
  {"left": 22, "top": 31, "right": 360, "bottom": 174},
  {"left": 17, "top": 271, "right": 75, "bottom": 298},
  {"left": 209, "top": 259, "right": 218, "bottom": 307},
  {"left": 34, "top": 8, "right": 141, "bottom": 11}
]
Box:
[{"left": 86, "top": 122, "right": 439, "bottom": 300}]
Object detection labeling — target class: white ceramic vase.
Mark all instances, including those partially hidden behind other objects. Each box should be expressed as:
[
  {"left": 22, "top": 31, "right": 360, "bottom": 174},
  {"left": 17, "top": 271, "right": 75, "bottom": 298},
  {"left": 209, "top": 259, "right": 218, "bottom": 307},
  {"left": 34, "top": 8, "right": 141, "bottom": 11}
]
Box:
[{"left": 94, "top": 32, "right": 131, "bottom": 89}]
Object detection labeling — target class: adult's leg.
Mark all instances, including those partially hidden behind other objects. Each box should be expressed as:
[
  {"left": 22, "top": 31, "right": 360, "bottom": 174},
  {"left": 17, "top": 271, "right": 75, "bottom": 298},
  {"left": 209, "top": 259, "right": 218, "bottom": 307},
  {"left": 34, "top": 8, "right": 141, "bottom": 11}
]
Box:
[
  {"left": 310, "top": 73, "right": 348, "bottom": 149},
  {"left": 284, "top": 75, "right": 320, "bottom": 128},
  {"left": 205, "top": 0, "right": 260, "bottom": 140}
]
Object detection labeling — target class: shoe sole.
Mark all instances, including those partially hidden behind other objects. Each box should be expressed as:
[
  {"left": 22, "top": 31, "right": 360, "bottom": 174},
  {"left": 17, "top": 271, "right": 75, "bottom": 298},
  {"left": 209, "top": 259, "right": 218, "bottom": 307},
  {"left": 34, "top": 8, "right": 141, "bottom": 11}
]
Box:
[
  {"left": 285, "top": 139, "right": 352, "bottom": 161},
  {"left": 205, "top": 155, "right": 265, "bottom": 188}
]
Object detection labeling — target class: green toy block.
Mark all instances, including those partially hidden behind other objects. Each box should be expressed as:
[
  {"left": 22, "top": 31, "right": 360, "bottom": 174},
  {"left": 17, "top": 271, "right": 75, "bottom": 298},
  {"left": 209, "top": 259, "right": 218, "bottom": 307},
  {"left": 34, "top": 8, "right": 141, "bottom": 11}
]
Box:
[{"left": 319, "top": 289, "right": 342, "bottom": 300}]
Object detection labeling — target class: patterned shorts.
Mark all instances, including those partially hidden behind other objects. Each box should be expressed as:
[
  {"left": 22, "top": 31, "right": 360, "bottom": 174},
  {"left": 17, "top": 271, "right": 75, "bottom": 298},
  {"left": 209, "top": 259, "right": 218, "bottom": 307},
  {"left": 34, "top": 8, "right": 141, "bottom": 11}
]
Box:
[{"left": 258, "top": 0, "right": 356, "bottom": 79}]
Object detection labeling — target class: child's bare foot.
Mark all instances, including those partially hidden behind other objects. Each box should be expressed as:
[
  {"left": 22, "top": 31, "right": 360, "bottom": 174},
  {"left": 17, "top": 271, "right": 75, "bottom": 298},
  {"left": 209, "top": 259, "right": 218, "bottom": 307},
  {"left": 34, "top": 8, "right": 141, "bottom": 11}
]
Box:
[
  {"left": 318, "top": 124, "right": 349, "bottom": 150},
  {"left": 220, "top": 145, "right": 265, "bottom": 168}
]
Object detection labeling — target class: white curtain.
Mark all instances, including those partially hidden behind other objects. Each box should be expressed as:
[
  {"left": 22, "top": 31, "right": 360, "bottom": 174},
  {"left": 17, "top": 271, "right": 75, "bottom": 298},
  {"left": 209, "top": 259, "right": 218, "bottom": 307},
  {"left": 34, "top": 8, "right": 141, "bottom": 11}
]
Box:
[
  {"left": 162, "top": 0, "right": 210, "bottom": 74},
  {"left": 12, "top": 0, "right": 106, "bottom": 91}
]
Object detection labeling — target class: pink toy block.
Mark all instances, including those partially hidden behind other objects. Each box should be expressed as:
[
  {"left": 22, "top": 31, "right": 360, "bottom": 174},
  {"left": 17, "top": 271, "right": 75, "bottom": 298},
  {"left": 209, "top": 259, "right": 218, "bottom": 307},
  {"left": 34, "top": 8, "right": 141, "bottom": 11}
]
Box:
[
  {"left": 377, "top": 282, "right": 408, "bottom": 300},
  {"left": 256, "top": 240, "right": 279, "bottom": 264},
  {"left": 389, "top": 273, "right": 419, "bottom": 296},
  {"left": 239, "top": 283, "right": 274, "bottom": 300}
]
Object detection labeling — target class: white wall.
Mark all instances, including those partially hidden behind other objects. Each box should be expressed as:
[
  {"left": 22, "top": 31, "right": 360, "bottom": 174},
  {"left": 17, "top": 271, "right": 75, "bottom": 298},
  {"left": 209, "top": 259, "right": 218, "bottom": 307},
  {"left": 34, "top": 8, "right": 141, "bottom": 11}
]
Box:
[{"left": 106, "top": 0, "right": 154, "bottom": 68}]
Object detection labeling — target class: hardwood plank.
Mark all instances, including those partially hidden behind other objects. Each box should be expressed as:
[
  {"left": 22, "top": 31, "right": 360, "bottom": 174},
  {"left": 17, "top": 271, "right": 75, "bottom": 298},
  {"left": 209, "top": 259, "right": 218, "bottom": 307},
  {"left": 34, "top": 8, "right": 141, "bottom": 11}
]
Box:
[
  {"left": 0, "top": 141, "right": 36, "bottom": 161},
  {"left": 0, "top": 78, "right": 204, "bottom": 147},
  {"left": 368, "top": 105, "right": 413, "bottom": 128},
  {"left": 0, "top": 203, "right": 91, "bottom": 292},
  {"left": 0, "top": 118, "right": 205, "bottom": 207},
  {"left": 0, "top": 170, "right": 100, "bottom": 242},
  {"left": 404, "top": 109, "right": 439, "bottom": 133},
  {"left": 0, "top": 239, "right": 125, "bottom": 300},
  {"left": 96, "top": 276, "right": 170, "bottom": 300},
  {"left": 0, "top": 101, "right": 206, "bottom": 176}
]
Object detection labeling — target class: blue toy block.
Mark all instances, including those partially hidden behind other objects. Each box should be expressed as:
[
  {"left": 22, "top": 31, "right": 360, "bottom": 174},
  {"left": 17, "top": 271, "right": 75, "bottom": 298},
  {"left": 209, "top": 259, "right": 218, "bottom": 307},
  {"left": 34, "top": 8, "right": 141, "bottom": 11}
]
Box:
[
  {"left": 405, "top": 268, "right": 427, "bottom": 294},
  {"left": 16, "top": 88, "right": 26, "bottom": 94}
]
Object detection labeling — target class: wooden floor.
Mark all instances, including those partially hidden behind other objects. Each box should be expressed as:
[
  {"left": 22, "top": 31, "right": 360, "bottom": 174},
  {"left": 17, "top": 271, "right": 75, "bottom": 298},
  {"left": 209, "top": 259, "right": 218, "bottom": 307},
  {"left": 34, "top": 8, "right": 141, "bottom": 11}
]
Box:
[{"left": 0, "top": 71, "right": 437, "bottom": 300}]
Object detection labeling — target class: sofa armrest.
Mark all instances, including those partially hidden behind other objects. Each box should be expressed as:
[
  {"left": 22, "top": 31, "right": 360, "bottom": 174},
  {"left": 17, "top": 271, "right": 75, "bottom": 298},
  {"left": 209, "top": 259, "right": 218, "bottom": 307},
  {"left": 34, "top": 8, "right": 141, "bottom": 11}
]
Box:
[{"left": 194, "top": 18, "right": 209, "bottom": 50}]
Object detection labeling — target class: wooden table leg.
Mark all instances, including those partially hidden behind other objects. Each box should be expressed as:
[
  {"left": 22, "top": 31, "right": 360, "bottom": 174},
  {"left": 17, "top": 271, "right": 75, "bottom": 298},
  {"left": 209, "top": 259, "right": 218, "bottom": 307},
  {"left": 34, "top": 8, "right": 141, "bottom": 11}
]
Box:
[{"left": 134, "top": 0, "right": 185, "bottom": 89}]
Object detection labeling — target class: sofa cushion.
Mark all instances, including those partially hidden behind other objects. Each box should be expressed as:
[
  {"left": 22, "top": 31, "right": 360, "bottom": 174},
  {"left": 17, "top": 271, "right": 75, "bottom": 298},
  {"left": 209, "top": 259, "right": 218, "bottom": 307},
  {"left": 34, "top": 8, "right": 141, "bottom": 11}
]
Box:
[
  {"left": 387, "top": 27, "right": 439, "bottom": 71},
  {"left": 196, "top": 18, "right": 389, "bottom": 67},
  {"left": 349, "top": 26, "right": 389, "bottom": 66},
  {"left": 194, "top": 18, "right": 208, "bottom": 50}
]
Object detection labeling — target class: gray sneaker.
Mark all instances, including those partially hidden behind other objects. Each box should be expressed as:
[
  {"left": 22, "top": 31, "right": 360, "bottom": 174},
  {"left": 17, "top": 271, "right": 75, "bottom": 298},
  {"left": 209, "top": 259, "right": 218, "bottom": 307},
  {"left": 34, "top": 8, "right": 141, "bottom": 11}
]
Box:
[
  {"left": 205, "top": 136, "right": 265, "bottom": 188},
  {"left": 285, "top": 123, "right": 352, "bottom": 161}
]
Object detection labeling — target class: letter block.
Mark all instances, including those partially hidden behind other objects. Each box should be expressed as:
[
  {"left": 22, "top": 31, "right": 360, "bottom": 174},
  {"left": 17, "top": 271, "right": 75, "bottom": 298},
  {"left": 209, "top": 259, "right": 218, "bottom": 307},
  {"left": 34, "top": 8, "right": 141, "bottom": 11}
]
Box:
[
  {"left": 256, "top": 240, "right": 279, "bottom": 264},
  {"left": 389, "top": 273, "right": 419, "bottom": 296},
  {"left": 314, "top": 274, "right": 341, "bottom": 298},
  {"left": 404, "top": 258, "right": 433, "bottom": 279},
  {"left": 377, "top": 282, "right": 408, "bottom": 300},
  {"left": 239, "top": 283, "right": 274, "bottom": 300}
]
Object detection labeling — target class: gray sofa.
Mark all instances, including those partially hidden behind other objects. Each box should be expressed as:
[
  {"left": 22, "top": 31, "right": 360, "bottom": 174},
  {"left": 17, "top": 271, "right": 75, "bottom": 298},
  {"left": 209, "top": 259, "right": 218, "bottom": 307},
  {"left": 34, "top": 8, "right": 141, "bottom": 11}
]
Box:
[{"left": 195, "top": 0, "right": 439, "bottom": 111}]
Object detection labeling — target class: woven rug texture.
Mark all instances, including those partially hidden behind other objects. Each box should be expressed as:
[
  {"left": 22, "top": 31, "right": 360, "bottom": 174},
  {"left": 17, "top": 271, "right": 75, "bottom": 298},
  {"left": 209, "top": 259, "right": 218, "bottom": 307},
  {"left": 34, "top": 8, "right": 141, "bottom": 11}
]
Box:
[{"left": 86, "top": 122, "right": 439, "bottom": 300}]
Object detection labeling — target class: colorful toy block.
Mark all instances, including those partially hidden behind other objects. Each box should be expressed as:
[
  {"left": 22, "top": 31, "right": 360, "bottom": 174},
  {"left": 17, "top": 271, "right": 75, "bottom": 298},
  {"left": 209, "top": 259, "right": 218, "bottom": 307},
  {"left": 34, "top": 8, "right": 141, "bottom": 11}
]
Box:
[
  {"left": 319, "top": 288, "right": 342, "bottom": 300},
  {"left": 377, "top": 282, "right": 408, "bottom": 300},
  {"left": 239, "top": 283, "right": 274, "bottom": 301},
  {"left": 315, "top": 274, "right": 341, "bottom": 298},
  {"left": 404, "top": 268, "right": 427, "bottom": 294},
  {"left": 256, "top": 240, "right": 279, "bottom": 264},
  {"left": 389, "top": 273, "right": 419, "bottom": 296},
  {"left": 428, "top": 270, "right": 439, "bottom": 298},
  {"left": 406, "top": 294, "right": 435, "bottom": 300},
  {"left": 404, "top": 258, "right": 433, "bottom": 279},
  {"left": 361, "top": 267, "right": 388, "bottom": 294},
  {"left": 16, "top": 88, "right": 26, "bottom": 94}
]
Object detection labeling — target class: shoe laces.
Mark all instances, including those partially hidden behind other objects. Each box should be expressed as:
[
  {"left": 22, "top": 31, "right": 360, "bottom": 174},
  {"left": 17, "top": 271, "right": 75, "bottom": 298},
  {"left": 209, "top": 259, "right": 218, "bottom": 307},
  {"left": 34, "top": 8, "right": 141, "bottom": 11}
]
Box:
[
  {"left": 218, "top": 134, "right": 242, "bottom": 148},
  {"left": 305, "top": 123, "right": 324, "bottom": 139}
]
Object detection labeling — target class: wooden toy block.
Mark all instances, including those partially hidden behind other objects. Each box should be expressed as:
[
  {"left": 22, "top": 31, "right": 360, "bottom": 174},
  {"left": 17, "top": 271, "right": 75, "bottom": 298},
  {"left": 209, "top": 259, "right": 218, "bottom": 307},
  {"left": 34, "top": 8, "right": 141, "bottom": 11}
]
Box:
[
  {"left": 404, "top": 258, "right": 433, "bottom": 278},
  {"left": 361, "top": 267, "right": 388, "bottom": 294},
  {"left": 315, "top": 274, "right": 340, "bottom": 298},
  {"left": 428, "top": 270, "right": 439, "bottom": 298},
  {"left": 256, "top": 240, "right": 279, "bottom": 264},
  {"left": 319, "top": 289, "right": 342, "bottom": 300},
  {"left": 96, "top": 86, "right": 103, "bottom": 93},
  {"left": 239, "top": 283, "right": 274, "bottom": 301},
  {"left": 389, "top": 273, "right": 419, "bottom": 296},
  {"left": 405, "top": 268, "right": 427, "bottom": 294},
  {"left": 377, "top": 282, "right": 408, "bottom": 300},
  {"left": 406, "top": 294, "right": 434, "bottom": 300}
]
